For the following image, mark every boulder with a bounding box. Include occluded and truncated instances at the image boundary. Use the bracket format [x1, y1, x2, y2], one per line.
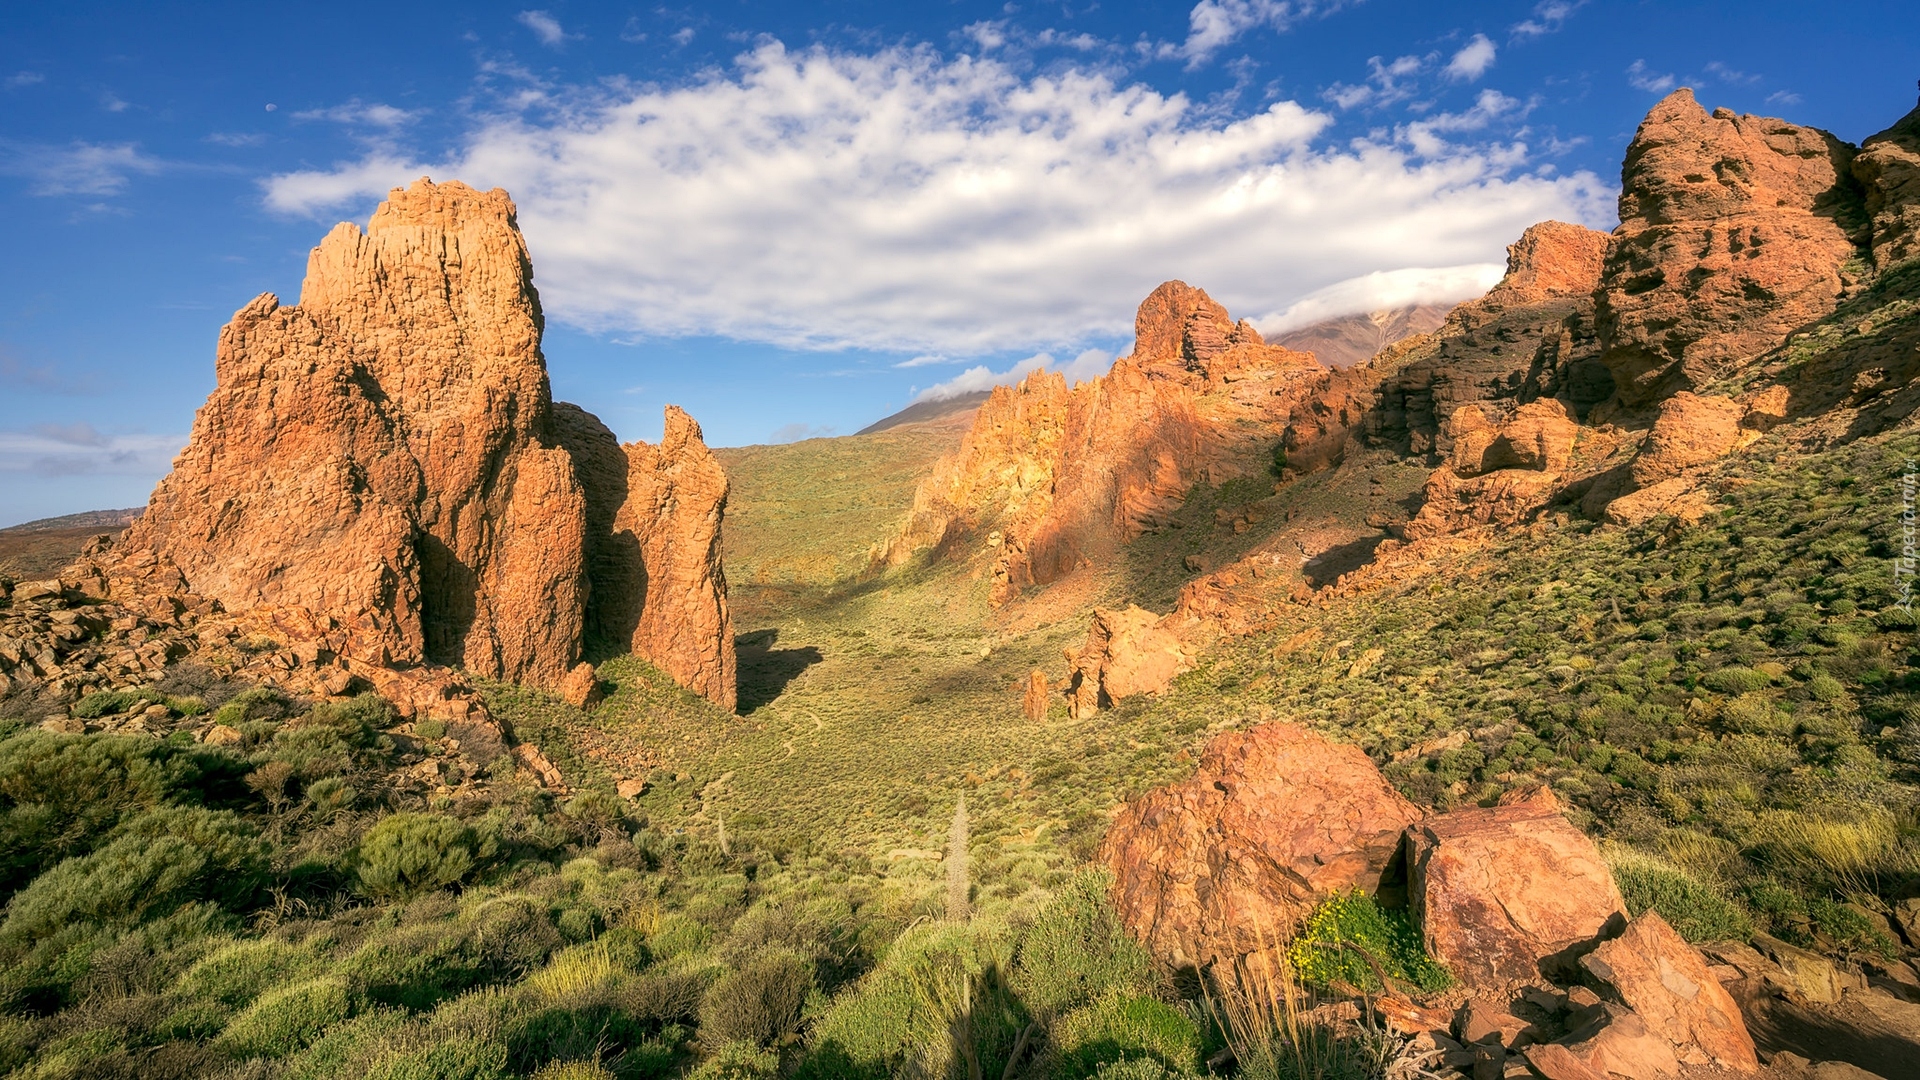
[1581, 910, 1758, 1071]
[1064, 605, 1188, 718]
[1750, 933, 1863, 1004]
[1405, 788, 1627, 988]
[1628, 392, 1747, 487]
[1448, 399, 1579, 477]
[1400, 465, 1561, 541]
[558, 663, 602, 709]
[1101, 723, 1422, 975]
[1557, 1004, 1682, 1080]
[1596, 90, 1865, 407]
[1523, 1043, 1609, 1080]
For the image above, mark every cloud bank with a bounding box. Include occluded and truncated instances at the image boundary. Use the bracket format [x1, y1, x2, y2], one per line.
[264, 41, 1610, 357]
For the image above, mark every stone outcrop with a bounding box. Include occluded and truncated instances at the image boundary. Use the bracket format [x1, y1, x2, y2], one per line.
[1282, 220, 1611, 474]
[1403, 788, 1627, 988]
[1852, 100, 1920, 270]
[1064, 605, 1190, 719]
[1101, 723, 1422, 975]
[616, 408, 737, 711]
[889, 282, 1321, 605]
[1400, 400, 1583, 541]
[128, 179, 586, 687]
[118, 178, 735, 709]
[1627, 392, 1747, 486]
[1022, 668, 1050, 722]
[1582, 911, 1758, 1071]
[1595, 89, 1865, 408]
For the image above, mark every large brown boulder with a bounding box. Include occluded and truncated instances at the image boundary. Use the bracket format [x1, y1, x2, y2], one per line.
[1404, 789, 1627, 988]
[128, 179, 589, 686]
[1448, 399, 1579, 477]
[1596, 90, 1864, 408]
[1102, 723, 1422, 974]
[1853, 100, 1920, 270]
[1582, 910, 1758, 1071]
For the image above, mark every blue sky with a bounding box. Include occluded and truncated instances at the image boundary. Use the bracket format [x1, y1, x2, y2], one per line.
[1, 0, 1916, 526]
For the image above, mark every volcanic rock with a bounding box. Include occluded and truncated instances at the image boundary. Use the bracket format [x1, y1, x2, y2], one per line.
[1101, 723, 1422, 974]
[1064, 605, 1188, 719]
[1404, 788, 1627, 988]
[1853, 100, 1920, 270]
[890, 283, 1321, 606]
[1629, 392, 1748, 486]
[1595, 89, 1865, 408]
[1022, 668, 1050, 721]
[1582, 911, 1758, 1070]
[1557, 1003, 1683, 1080]
[1449, 399, 1579, 477]
[558, 663, 602, 709]
[613, 407, 737, 712]
[127, 179, 589, 687]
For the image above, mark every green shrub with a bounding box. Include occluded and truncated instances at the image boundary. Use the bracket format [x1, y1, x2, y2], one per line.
[0, 731, 243, 895]
[689, 1041, 779, 1080]
[341, 895, 562, 1011]
[307, 776, 357, 816]
[0, 806, 267, 961]
[1286, 890, 1449, 993]
[1606, 846, 1752, 942]
[699, 949, 813, 1046]
[212, 686, 295, 727]
[219, 975, 353, 1058]
[1050, 993, 1202, 1079]
[354, 813, 486, 899]
[361, 1035, 510, 1080]
[175, 938, 318, 1008]
[652, 914, 712, 959]
[1010, 870, 1155, 1021]
[532, 1061, 618, 1080]
[1806, 898, 1899, 958]
[73, 689, 146, 719]
[1094, 1059, 1191, 1080]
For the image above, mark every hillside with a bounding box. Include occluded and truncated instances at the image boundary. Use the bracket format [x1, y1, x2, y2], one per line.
[0, 90, 1917, 1080]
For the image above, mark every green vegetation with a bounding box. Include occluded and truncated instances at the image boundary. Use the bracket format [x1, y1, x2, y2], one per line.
[1286, 891, 1449, 994]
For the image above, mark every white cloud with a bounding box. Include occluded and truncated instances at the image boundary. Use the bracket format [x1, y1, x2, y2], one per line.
[1766, 90, 1803, 107]
[292, 100, 419, 127]
[671, 27, 695, 46]
[1704, 61, 1760, 86]
[1511, 0, 1583, 38]
[517, 10, 570, 48]
[965, 21, 1008, 51]
[915, 348, 1118, 401]
[1254, 263, 1504, 334]
[5, 71, 44, 88]
[1323, 52, 1431, 111]
[1445, 35, 1496, 82]
[894, 354, 951, 368]
[262, 42, 1609, 356]
[1158, 0, 1333, 68]
[1627, 60, 1676, 94]
[0, 140, 163, 197]
[0, 427, 183, 478]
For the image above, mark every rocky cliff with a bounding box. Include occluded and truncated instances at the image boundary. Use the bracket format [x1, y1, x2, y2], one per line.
[889, 281, 1322, 603]
[124, 178, 735, 709]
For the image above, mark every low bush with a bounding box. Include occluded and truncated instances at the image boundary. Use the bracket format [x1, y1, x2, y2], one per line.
[1010, 869, 1156, 1021]
[698, 949, 812, 1046]
[689, 1040, 779, 1080]
[354, 813, 487, 899]
[1049, 992, 1202, 1079]
[218, 975, 353, 1059]
[1606, 846, 1752, 942]
[1286, 891, 1449, 993]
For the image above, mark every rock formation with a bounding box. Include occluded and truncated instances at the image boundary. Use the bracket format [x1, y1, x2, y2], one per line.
[615, 407, 737, 712]
[1403, 787, 1627, 987]
[121, 178, 735, 709]
[1595, 89, 1865, 409]
[1853, 100, 1920, 270]
[1582, 911, 1759, 1071]
[1100, 723, 1422, 974]
[1064, 605, 1190, 719]
[889, 282, 1321, 604]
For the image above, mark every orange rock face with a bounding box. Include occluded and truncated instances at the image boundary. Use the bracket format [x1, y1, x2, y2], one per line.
[128, 179, 588, 686]
[1101, 723, 1422, 975]
[892, 282, 1320, 605]
[126, 178, 736, 708]
[1064, 605, 1190, 719]
[1022, 668, 1050, 722]
[1581, 911, 1759, 1071]
[1854, 101, 1920, 269]
[1628, 391, 1747, 486]
[1404, 789, 1627, 988]
[617, 408, 737, 712]
[1596, 89, 1865, 408]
